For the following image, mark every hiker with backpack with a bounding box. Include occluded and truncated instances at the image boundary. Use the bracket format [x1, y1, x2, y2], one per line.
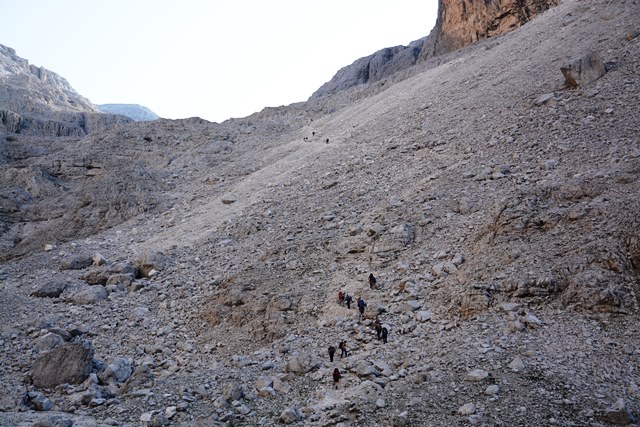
[381, 326, 388, 344]
[338, 290, 344, 305]
[357, 297, 367, 317]
[374, 316, 382, 340]
[369, 273, 377, 289]
[328, 345, 336, 362]
[339, 340, 348, 358]
[333, 368, 341, 389]
[345, 293, 353, 309]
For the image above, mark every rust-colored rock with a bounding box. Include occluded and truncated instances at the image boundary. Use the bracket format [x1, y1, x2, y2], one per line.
[420, 0, 560, 60]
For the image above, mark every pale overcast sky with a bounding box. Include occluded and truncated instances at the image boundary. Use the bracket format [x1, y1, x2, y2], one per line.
[1, 1, 437, 123]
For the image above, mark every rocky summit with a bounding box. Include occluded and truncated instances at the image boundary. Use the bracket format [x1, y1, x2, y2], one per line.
[1, 0, 640, 426]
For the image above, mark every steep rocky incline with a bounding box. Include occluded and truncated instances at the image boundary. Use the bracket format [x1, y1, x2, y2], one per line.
[0, 0, 639, 426]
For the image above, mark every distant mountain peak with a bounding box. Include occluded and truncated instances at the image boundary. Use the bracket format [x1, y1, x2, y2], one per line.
[97, 104, 160, 121]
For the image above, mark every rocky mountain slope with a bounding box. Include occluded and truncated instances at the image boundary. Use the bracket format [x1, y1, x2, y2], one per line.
[1, 0, 640, 426]
[0, 44, 131, 137]
[97, 104, 160, 122]
[0, 45, 97, 116]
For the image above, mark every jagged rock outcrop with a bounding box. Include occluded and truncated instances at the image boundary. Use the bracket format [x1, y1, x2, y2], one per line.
[1, 108, 132, 137]
[419, 0, 560, 60]
[97, 104, 160, 121]
[310, 39, 425, 99]
[0, 45, 133, 137]
[0, 44, 98, 116]
[312, 0, 559, 98]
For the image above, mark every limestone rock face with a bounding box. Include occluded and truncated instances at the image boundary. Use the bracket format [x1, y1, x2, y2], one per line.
[0, 44, 98, 116]
[312, 0, 558, 98]
[419, 0, 560, 60]
[0, 44, 132, 137]
[310, 39, 425, 99]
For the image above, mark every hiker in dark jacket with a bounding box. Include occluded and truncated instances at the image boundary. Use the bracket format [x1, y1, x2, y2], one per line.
[328, 345, 336, 362]
[333, 368, 341, 389]
[357, 297, 366, 317]
[345, 294, 353, 309]
[374, 317, 382, 340]
[381, 327, 388, 344]
[369, 273, 377, 289]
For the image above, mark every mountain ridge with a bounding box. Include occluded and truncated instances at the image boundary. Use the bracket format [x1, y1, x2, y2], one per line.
[97, 104, 160, 122]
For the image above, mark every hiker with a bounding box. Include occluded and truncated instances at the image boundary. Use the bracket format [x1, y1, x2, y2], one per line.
[381, 327, 388, 344]
[374, 317, 382, 340]
[357, 297, 366, 317]
[339, 340, 348, 358]
[328, 345, 336, 362]
[345, 293, 353, 309]
[333, 368, 341, 389]
[369, 273, 377, 289]
[338, 290, 344, 305]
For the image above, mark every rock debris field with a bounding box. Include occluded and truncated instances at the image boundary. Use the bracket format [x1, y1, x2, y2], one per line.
[1, 0, 640, 425]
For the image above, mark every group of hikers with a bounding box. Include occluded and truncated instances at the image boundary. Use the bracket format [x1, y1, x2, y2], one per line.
[337, 290, 368, 315]
[329, 273, 388, 389]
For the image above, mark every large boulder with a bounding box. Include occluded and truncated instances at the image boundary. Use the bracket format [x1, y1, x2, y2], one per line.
[561, 52, 606, 88]
[280, 407, 303, 424]
[136, 251, 168, 278]
[284, 353, 320, 374]
[32, 342, 94, 388]
[602, 398, 636, 425]
[121, 364, 154, 392]
[373, 223, 416, 257]
[31, 281, 66, 298]
[64, 285, 108, 305]
[99, 357, 133, 384]
[60, 255, 93, 271]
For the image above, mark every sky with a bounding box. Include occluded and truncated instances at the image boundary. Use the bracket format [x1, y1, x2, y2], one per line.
[1, 1, 438, 123]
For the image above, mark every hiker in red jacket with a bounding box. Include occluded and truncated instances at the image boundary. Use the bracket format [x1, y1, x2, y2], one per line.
[333, 368, 341, 389]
